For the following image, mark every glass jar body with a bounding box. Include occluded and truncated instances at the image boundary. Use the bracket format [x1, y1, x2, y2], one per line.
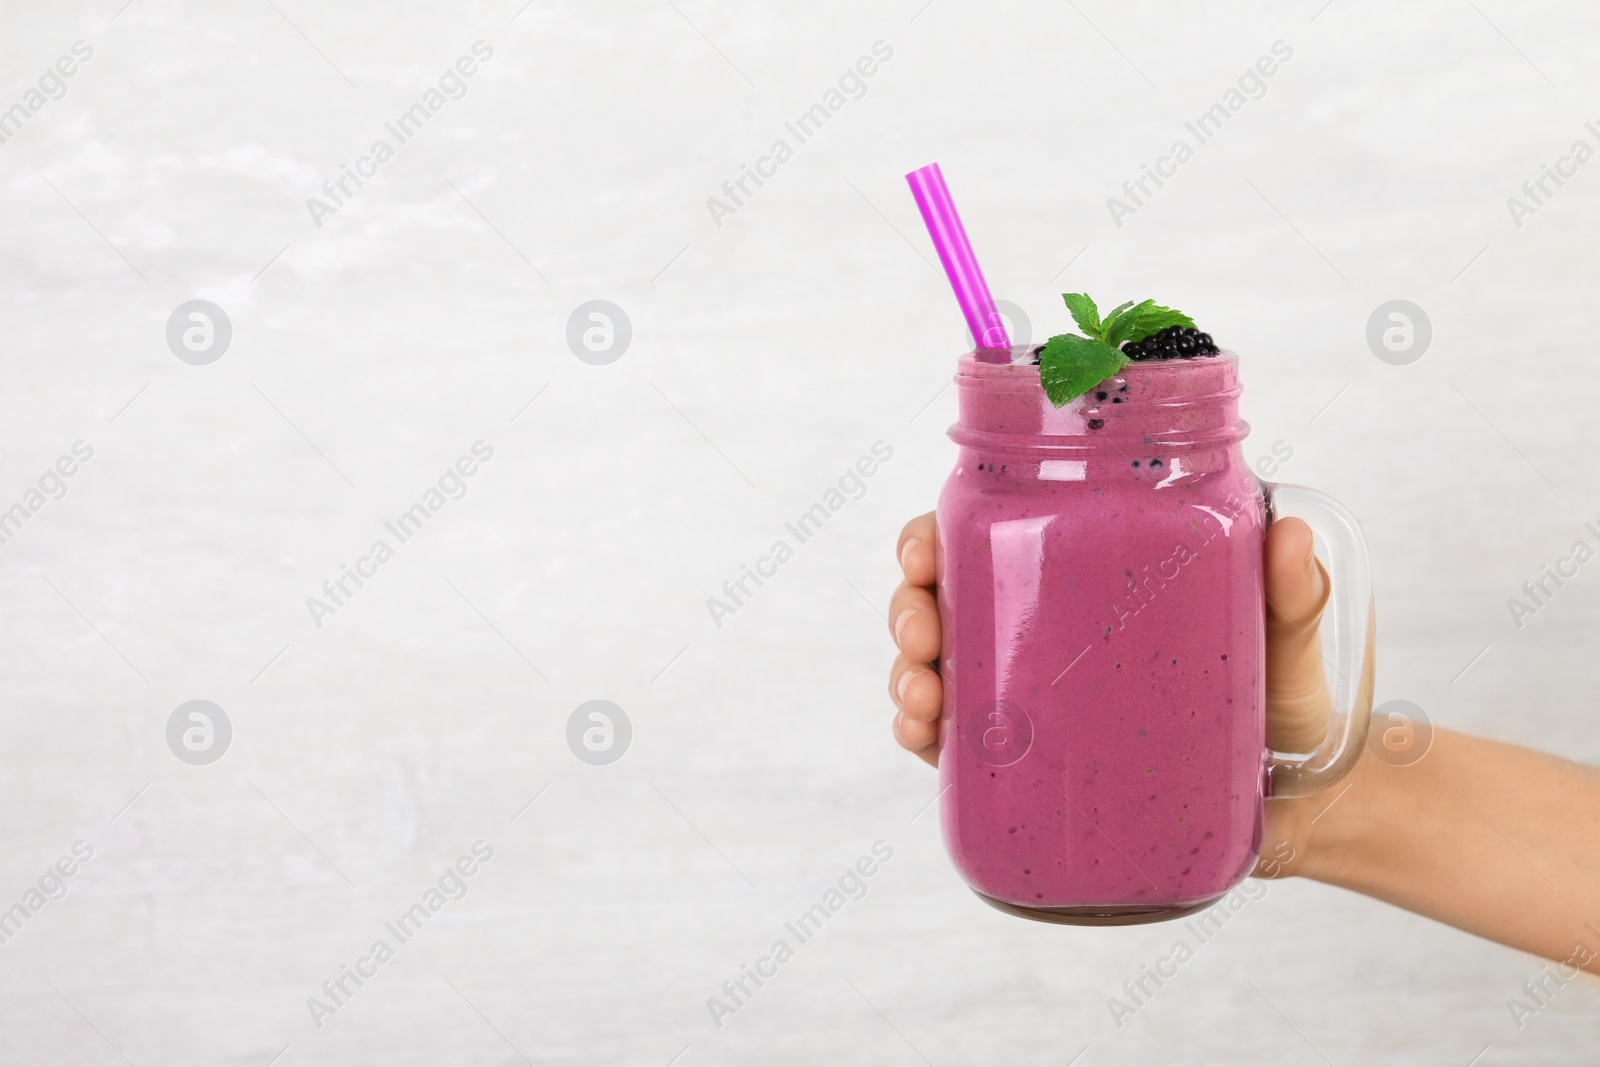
[937, 350, 1267, 923]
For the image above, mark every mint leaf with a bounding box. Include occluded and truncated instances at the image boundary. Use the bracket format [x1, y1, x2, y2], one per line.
[1061, 293, 1102, 339]
[1038, 334, 1129, 408]
[1120, 303, 1195, 345]
[1104, 298, 1157, 347]
[1102, 300, 1136, 325]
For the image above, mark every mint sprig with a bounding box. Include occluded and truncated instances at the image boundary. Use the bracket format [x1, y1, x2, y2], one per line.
[1039, 333, 1125, 406]
[1037, 293, 1197, 408]
[1061, 292, 1101, 336]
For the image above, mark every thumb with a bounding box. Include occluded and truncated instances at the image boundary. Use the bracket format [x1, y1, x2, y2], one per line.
[1264, 517, 1333, 754]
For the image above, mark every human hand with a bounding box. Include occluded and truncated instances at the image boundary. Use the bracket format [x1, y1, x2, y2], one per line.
[887, 511, 1337, 874]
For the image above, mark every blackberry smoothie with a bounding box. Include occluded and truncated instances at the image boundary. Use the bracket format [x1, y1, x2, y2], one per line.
[895, 165, 1370, 923]
[938, 348, 1267, 922]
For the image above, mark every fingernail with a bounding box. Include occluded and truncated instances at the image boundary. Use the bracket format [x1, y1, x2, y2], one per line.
[896, 668, 918, 702]
[899, 537, 921, 571]
[893, 608, 915, 642]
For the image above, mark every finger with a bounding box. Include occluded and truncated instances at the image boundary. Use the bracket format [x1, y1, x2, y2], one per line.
[1265, 518, 1328, 631]
[889, 652, 943, 721]
[893, 710, 940, 767]
[887, 583, 941, 664]
[1264, 517, 1334, 754]
[897, 512, 938, 588]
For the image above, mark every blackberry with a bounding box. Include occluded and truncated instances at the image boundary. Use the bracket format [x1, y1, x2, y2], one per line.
[1122, 325, 1219, 362]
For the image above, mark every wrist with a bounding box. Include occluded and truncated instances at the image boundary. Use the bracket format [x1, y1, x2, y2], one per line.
[1291, 736, 1393, 886]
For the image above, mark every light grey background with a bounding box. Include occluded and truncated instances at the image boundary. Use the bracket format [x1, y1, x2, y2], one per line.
[1, 0, 1597, 1063]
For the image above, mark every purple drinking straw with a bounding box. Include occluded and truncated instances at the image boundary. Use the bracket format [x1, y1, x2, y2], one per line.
[905, 162, 1011, 352]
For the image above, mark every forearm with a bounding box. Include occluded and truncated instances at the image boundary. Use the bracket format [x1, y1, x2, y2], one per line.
[1295, 728, 1600, 971]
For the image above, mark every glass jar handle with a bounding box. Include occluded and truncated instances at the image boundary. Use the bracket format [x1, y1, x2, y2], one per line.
[1263, 484, 1376, 798]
